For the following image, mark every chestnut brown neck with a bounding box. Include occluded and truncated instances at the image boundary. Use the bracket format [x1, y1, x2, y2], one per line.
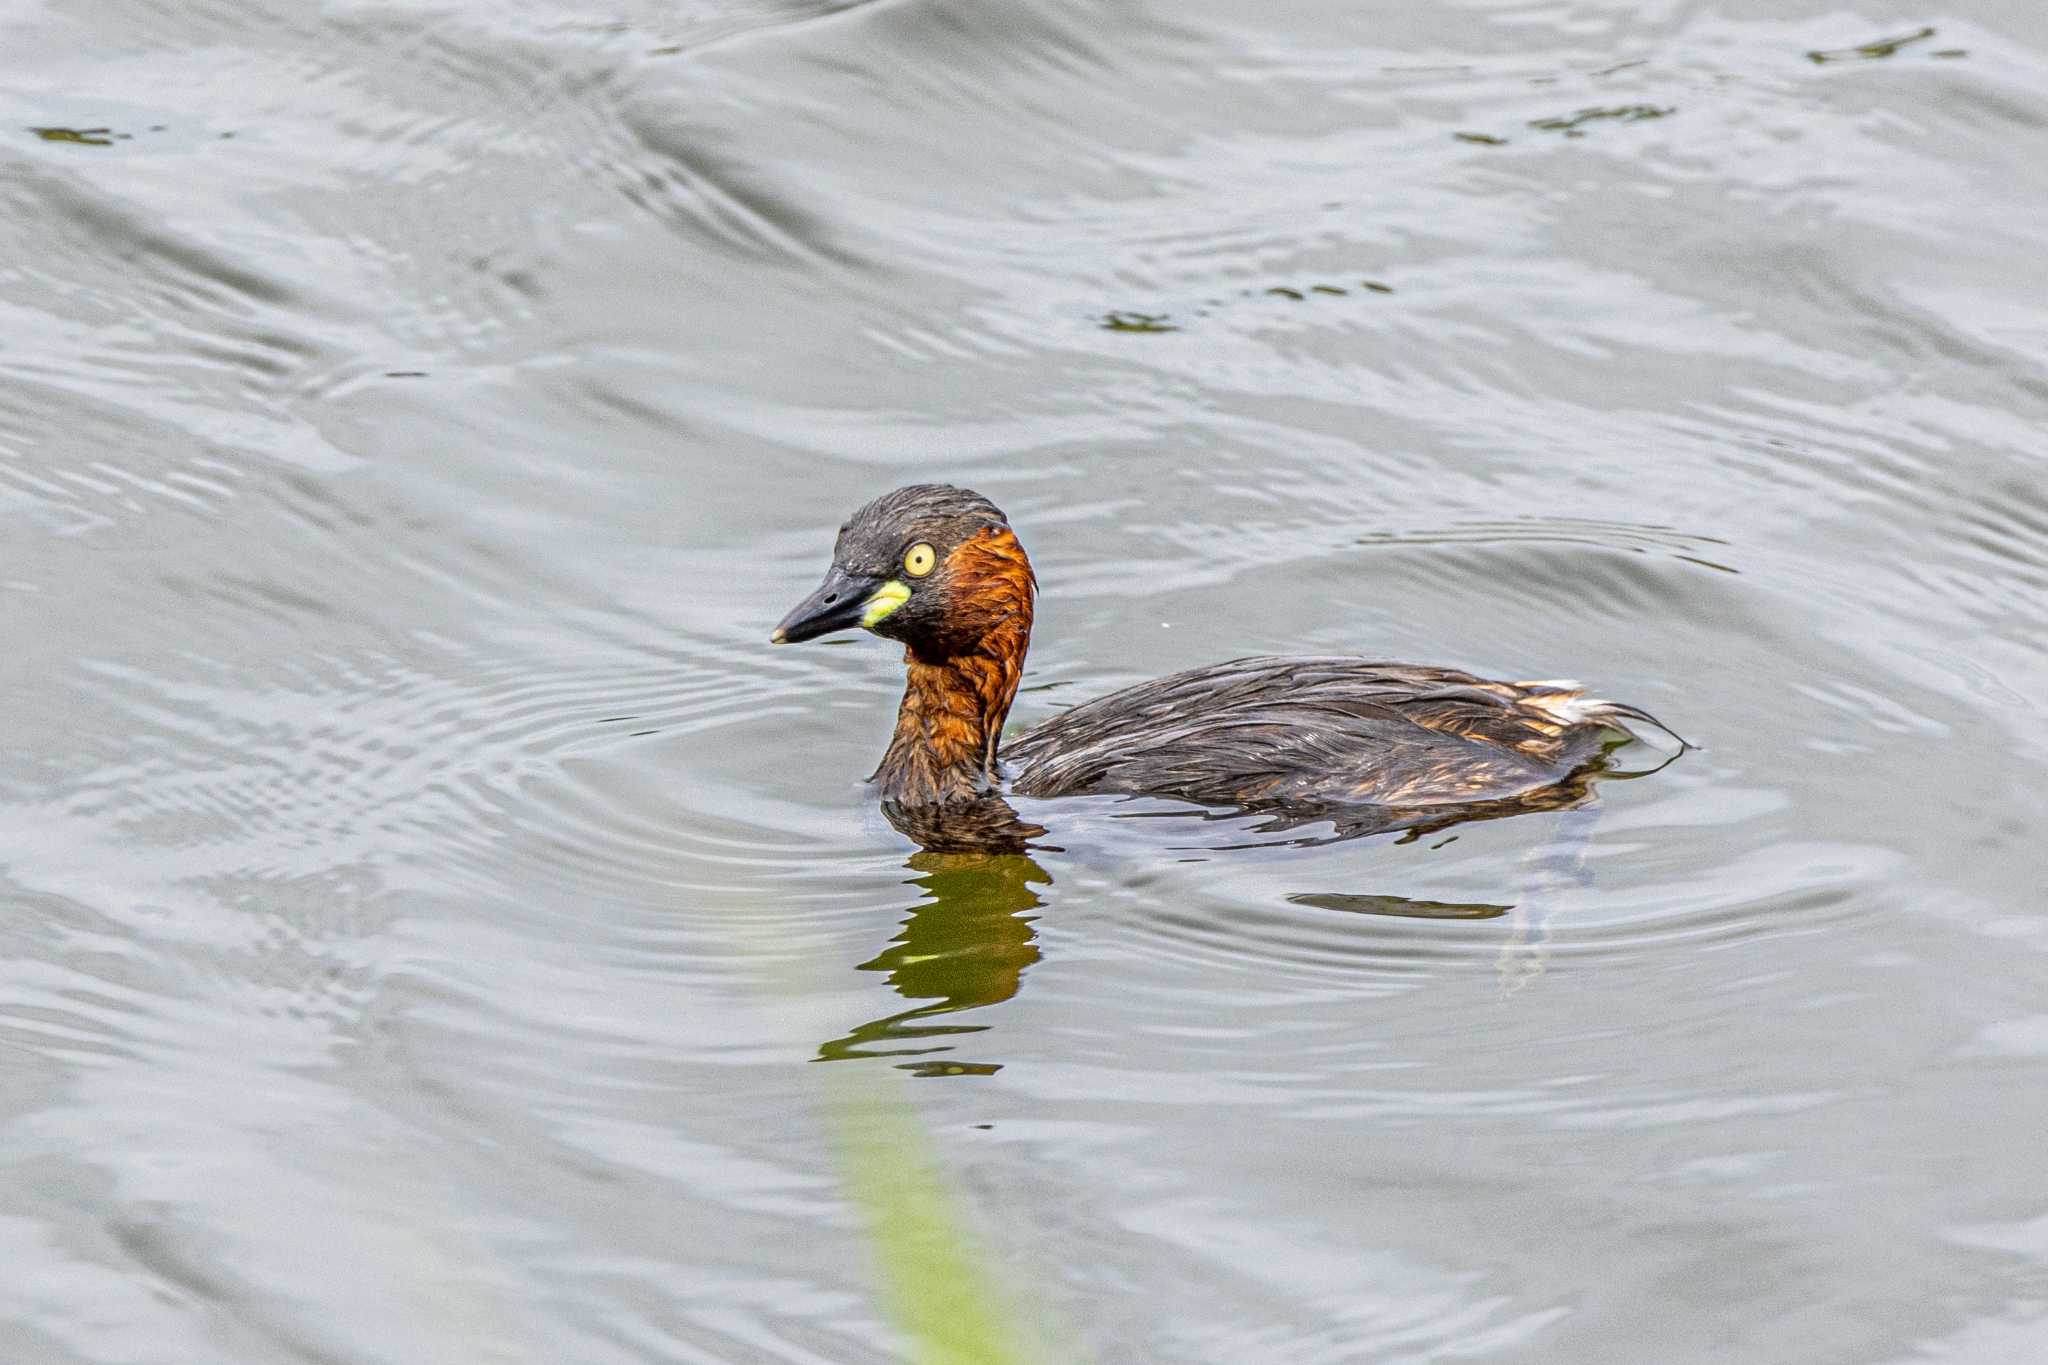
[872, 527, 1035, 804]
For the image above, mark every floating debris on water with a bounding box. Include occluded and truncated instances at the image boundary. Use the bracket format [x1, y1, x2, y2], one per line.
[29, 126, 117, 145]
[1806, 26, 1937, 64]
[1264, 281, 1395, 302]
[1454, 131, 1509, 145]
[1104, 280, 1394, 332]
[1099, 311, 1179, 333]
[897, 1060, 1002, 1077]
[1286, 892, 1510, 919]
[1528, 104, 1675, 136]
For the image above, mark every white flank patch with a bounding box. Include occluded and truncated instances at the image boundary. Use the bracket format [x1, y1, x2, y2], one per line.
[1520, 683, 1608, 725]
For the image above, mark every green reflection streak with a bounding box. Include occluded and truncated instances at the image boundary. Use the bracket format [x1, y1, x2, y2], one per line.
[825, 1069, 1051, 1365]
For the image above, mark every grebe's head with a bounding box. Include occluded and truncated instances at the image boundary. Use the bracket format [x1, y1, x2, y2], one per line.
[771, 484, 1034, 657]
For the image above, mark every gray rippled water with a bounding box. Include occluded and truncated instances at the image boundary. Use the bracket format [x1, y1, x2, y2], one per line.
[3, 1, 2046, 1361]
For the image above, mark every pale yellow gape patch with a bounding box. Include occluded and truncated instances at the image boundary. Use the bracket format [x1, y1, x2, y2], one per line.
[861, 580, 911, 627]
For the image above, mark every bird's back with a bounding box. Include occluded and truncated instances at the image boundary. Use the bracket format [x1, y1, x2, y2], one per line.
[1004, 655, 1635, 812]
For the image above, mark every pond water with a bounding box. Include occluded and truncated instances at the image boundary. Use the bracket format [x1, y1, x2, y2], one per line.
[4, 1, 2046, 1360]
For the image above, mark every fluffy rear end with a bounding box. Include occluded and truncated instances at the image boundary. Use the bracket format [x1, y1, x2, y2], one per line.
[1519, 681, 1688, 748]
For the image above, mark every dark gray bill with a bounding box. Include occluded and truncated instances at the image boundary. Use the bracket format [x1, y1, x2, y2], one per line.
[770, 565, 884, 644]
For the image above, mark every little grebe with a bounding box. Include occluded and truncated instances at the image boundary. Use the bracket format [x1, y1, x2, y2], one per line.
[772, 484, 1675, 828]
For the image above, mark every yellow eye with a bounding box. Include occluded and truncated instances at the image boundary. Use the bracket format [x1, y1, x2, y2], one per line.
[903, 542, 936, 577]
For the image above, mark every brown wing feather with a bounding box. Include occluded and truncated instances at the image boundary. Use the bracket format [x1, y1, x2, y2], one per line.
[1004, 656, 1620, 810]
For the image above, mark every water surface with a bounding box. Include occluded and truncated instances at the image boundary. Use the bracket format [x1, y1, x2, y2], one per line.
[3, 1, 2046, 1361]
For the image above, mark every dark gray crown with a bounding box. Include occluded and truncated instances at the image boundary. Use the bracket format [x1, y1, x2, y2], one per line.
[833, 484, 1007, 572]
